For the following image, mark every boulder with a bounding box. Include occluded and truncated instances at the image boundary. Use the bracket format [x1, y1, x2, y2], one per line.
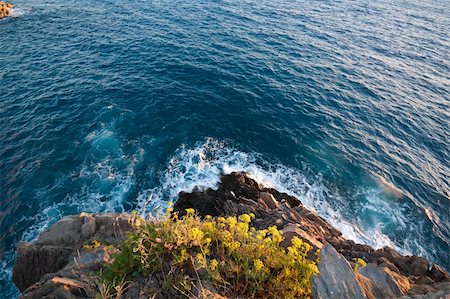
[312, 243, 367, 299]
[13, 213, 134, 291]
[357, 263, 411, 298]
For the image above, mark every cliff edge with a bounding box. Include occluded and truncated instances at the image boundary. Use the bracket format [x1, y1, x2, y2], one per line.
[12, 172, 450, 298]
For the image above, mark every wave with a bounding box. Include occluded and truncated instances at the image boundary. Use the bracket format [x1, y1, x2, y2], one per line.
[3, 138, 436, 296]
[136, 138, 421, 256]
[20, 126, 143, 242]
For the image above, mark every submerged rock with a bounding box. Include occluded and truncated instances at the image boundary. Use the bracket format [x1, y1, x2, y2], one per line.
[12, 172, 450, 298]
[0, 2, 13, 19]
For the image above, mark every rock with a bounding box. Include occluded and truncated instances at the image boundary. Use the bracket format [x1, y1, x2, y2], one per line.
[12, 244, 73, 292]
[259, 192, 279, 209]
[13, 213, 134, 291]
[415, 276, 435, 285]
[0, 2, 13, 19]
[12, 172, 450, 298]
[358, 263, 411, 298]
[20, 247, 108, 299]
[21, 277, 94, 299]
[81, 214, 96, 239]
[429, 264, 450, 282]
[377, 257, 400, 274]
[401, 282, 450, 298]
[312, 243, 367, 299]
[199, 288, 228, 299]
[280, 224, 323, 250]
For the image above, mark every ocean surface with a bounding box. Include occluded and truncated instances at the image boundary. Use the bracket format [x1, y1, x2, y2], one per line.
[1, 0, 449, 296]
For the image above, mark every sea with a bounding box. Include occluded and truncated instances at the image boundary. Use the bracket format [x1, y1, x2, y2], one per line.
[1, 0, 449, 296]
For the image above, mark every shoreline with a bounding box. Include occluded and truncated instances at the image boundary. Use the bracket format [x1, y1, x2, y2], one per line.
[12, 172, 450, 298]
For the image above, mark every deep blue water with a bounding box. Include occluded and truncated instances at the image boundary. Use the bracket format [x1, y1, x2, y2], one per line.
[1, 0, 449, 296]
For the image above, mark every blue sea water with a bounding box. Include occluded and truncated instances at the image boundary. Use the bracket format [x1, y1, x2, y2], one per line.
[1, 0, 449, 296]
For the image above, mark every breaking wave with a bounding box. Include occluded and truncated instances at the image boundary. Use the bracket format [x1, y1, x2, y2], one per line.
[136, 138, 429, 257]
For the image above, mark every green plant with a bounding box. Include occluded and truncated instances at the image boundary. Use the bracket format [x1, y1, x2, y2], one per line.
[353, 258, 367, 272]
[101, 208, 319, 298]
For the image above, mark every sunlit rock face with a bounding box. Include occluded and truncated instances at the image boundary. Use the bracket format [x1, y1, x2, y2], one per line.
[0, 2, 13, 19]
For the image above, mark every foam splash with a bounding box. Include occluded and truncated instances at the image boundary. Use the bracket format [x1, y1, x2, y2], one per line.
[13, 138, 432, 286]
[10, 6, 30, 18]
[20, 127, 143, 243]
[136, 138, 416, 254]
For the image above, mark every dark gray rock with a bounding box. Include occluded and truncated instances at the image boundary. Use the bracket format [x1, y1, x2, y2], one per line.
[312, 243, 367, 299]
[13, 213, 133, 291]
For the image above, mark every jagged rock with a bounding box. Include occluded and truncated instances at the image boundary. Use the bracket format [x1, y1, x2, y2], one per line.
[13, 213, 134, 292]
[312, 243, 367, 299]
[13, 244, 73, 293]
[20, 247, 110, 299]
[12, 173, 450, 298]
[429, 264, 450, 282]
[357, 263, 411, 298]
[259, 192, 279, 209]
[401, 282, 450, 298]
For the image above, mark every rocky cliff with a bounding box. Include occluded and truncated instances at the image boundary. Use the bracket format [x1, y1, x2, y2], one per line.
[12, 172, 450, 298]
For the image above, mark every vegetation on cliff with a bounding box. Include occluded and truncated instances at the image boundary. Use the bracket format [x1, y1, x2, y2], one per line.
[100, 207, 319, 298]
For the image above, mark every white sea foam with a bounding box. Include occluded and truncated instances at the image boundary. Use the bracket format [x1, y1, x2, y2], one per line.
[20, 138, 428, 266]
[135, 138, 421, 256]
[20, 127, 143, 243]
[10, 6, 30, 18]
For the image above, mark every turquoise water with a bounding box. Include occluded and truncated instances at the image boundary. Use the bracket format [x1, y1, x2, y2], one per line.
[1, 0, 449, 295]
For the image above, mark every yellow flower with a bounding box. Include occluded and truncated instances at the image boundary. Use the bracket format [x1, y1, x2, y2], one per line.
[249, 213, 255, 219]
[185, 208, 195, 216]
[256, 230, 267, 240]
[210, 259, 218, 271]
[227, 216, 237, 228]
[190, 227, 204, 241]
[177, 248, 189, 263]
[239, 214, 251, 223]
[237, 222, 249, 236]
[291, 236, 303, 249]
[230, 241, 240, 250]
[254, 259, 264, 271]
[203, 222, 214, 232]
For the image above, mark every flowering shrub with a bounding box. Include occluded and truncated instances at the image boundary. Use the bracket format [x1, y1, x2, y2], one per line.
[101, 208, 319, 298]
